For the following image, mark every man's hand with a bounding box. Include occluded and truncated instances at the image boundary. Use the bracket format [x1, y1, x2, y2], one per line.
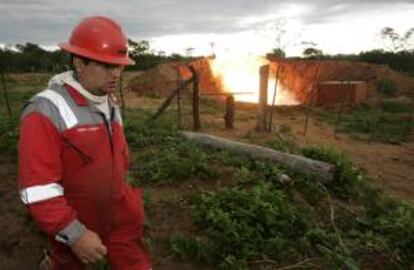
[70, 229, 107, 265]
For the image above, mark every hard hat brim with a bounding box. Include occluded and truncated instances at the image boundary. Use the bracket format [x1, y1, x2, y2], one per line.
[59, 42, 135, 66]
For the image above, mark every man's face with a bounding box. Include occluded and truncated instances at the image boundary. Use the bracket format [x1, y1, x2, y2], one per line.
[75, 58, 124, 96]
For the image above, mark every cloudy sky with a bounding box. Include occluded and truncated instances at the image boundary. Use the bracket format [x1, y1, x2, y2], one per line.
[1, 0, 413, 56]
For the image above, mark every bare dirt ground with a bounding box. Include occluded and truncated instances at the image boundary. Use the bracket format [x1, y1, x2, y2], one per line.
[0, 157, 46, 269]
[0, 72, 412, 269]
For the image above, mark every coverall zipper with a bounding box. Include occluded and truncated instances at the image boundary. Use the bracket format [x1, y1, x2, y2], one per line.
[98, 109, 115, 237]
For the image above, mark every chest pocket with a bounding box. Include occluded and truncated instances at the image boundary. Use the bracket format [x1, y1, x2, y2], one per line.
[63, 137, 93, 165]
[62, 124, 110, 166]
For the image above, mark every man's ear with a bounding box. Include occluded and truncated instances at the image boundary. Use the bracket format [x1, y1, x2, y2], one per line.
[73, 57, 84, 73]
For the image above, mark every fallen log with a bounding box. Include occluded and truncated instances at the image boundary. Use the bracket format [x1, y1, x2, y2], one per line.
[180, 131, 336, 183]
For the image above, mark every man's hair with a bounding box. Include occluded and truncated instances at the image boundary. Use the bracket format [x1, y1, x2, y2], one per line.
[69, 54, 118, 70]
[69, 54, 92, 70]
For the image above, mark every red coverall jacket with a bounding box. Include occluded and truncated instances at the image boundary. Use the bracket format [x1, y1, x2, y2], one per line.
[18, 81, 151, 269]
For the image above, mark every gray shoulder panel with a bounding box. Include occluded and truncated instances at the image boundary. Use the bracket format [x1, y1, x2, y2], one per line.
[21, 93, 69, 132]
[22, 84, 112, 131]
[51, 84, 107, 127]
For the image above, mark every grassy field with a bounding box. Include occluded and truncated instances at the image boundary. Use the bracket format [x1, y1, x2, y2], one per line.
[317, 102, 413, 144]
[0, 73, 413, 269]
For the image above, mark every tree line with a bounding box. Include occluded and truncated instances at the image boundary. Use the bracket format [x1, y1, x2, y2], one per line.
[0, 39, 193, 73]
[267, 26, 414, 74]
[1, 26, 414, 74]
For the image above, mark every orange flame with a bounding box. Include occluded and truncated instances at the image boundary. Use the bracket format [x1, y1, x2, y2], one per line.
[209, 54, 299, 105]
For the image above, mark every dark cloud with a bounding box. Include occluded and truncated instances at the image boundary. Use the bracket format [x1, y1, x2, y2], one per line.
[0, 0, 413, 47]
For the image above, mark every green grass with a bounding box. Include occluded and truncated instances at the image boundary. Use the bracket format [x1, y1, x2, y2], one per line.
[318, 104, 413, 143]
[380, 100, 413, 113]
[166, 142, 414, 269]
[0, 91, 37, 160]
[376, 79, 397, 96]
[33, 102, 409, 269]
[187, 182, 309, 269]
[1, 80, 413, 270]
[302, 145, 365, 199]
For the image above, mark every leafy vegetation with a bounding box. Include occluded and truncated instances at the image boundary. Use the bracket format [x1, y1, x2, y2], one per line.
[376, 79, 398, 96]
[302, 145, 364, 198]
[0, 90, 37, 159]
[168, 144, 413, 269]
[190, 183, 309, 269]
[359, 50, 414, 73]
[2, 75, 413, 270]
[380, 100, 413, 113]
[0, 40, 194, 73]
[318, 104, 413, 143]
[98, 122, 414, 269]
[265, 136, 298, 153]
[124, 109, 219, 184]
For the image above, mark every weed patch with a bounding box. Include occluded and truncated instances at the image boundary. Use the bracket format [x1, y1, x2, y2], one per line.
[318, 105, 413, 143]
[301, 145, 364, 198]
[376, 79, 397, 96]
[183, 183, 309, 269]
[166, 143, 413, 269]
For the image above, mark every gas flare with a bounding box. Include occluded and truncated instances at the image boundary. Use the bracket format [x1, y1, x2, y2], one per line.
[209, 54, 299, 105]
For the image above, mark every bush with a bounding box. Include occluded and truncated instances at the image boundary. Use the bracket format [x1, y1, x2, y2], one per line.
[301, 145, 364, 198]
[376, 79, 397, 96]
[0, 115, 19, 159]
[189, 183, 309, 269]
[380, 100, 413, 113]
[356, 192, 414, 266]
[138, 138, 218, 183]
[318, 105, 413, 143]
[265, 136, 297, 153]
[0, 92, 31, 160]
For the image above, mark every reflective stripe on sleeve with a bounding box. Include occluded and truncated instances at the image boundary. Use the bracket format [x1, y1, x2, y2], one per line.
[37, 90, 78, 129]
[20, 183, 64, 204]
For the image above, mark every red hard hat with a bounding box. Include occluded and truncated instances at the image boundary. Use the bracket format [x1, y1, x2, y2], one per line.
[59, 16, 134, 65]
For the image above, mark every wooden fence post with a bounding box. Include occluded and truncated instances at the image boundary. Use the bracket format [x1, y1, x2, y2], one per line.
[189, 66, 201, 131]
[225, 95, 235, 129]
[256, 65, 269, 131]
[1, 69, 12, 119]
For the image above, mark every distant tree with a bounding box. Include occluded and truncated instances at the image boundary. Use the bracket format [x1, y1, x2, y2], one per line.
[0, 46, 16, 72]
[128, 39, 151, 58]
[381, 26, 414, 52]
[269, 18, 305, 58]
[267, 48, 286, 58]
[170, 53, 184, 61]
[14, 42, 52, 72]
[303, 47, 323, 59]
[272, 19, 288, 58]
[15, 42, 45, 54]
[50, 50, 69, 72]
[359, 49, 414, 72]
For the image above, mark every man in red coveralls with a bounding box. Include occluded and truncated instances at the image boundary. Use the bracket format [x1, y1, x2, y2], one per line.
[18, 16, 151, 269]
